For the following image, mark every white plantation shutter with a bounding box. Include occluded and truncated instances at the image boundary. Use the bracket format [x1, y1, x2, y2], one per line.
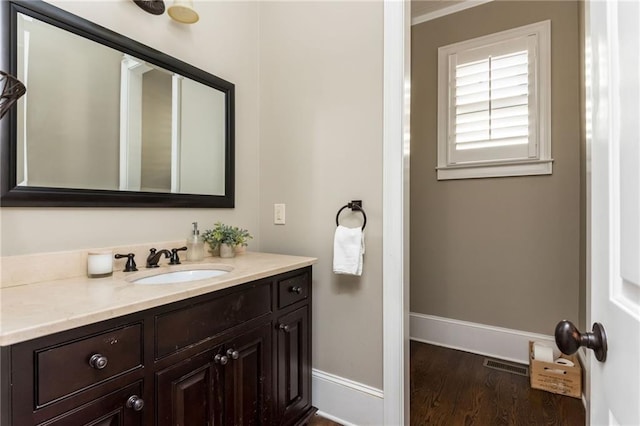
[437, 21, 552, 180]
[455, 50, 529, 150]
[448, 36, 536, 164]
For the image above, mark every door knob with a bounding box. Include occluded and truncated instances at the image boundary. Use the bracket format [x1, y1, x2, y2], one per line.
[555, 320, 607, 362]
[226, 348, 240, 360]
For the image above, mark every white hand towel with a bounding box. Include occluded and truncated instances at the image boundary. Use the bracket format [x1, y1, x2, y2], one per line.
[333, 225, 365, 276]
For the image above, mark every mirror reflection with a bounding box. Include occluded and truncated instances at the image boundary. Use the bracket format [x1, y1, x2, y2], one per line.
[15, 12, 226, 196]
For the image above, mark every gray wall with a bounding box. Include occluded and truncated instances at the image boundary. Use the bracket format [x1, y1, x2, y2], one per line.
[141, 70, 172, 192]
[410, 0, 582, 334]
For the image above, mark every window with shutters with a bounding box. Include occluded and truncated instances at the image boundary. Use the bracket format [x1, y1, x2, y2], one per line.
[437, 21, 552, 180]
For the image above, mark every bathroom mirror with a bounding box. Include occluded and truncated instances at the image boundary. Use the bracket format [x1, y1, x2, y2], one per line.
[1, 0, 235, 207]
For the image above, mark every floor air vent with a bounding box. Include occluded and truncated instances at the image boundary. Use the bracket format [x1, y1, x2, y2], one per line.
[483, 358, 529, 377]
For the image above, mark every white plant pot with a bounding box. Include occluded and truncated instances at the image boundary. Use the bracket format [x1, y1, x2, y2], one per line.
[207, 244, 220, 257]
[219, 243, 235, 258]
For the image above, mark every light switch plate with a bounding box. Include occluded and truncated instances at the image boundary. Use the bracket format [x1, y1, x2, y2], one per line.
[274, 204, 285, 225]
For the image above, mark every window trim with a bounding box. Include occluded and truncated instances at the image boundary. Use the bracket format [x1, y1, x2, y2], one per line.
[437, 20, 552, 180]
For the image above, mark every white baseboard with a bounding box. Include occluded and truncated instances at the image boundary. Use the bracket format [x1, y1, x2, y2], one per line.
[312, 369, 383, 426]
[410, 312, 556, 365]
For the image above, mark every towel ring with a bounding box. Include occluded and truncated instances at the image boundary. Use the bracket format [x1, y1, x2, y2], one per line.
[336, 200, 367, 230]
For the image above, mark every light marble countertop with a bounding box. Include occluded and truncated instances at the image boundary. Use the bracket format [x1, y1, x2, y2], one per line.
[0, 252, 316, 346]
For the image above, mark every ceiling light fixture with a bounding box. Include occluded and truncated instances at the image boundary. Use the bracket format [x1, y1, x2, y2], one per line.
[131, 0, 199, 25]
[132, 0, 166, 16]
[167, 0, 199, 24]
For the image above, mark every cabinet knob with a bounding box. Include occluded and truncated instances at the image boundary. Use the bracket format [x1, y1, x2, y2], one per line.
[226, 348, 240, 360]
[89, 353, 108, 370]
[214, 354, 229, 365]
[279, 323, 290, 333]
[126, 395, 144, 412]
[290, 286, 302, 294]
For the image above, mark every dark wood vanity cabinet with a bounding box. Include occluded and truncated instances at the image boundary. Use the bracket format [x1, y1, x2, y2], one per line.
[156, 346, 221, 425]
[38, 382, 145, 426]
[156, 323, 272, 426]
[223, 323, 273, 425]
[275, 270, 312, 426]
[276, 307, 311, 426]
[0, 266, 315, 426]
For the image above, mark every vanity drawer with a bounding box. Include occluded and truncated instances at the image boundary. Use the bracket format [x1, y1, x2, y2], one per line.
[277, 270, 310, 309]
[155, 282, 271, 358]
[36, 324, 143, 406]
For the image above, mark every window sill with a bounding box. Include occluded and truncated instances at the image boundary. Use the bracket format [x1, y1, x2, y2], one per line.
[436, 159, 553, 180]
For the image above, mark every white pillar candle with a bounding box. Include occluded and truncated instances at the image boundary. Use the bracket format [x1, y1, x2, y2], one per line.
[87, 251, 113, 278]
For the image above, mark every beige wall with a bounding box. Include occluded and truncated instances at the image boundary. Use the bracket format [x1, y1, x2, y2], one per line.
[180, 80, 226, 196]
[258, 1, 384, 388]
[18, 17, 121, 190]
[1, 0, 261, 255]
[1, 0, 386, 392]
[410, 1, 582, 334]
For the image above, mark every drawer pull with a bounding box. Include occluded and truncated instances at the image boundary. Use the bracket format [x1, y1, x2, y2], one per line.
[226, 348, 240, 360]
[214, 354, 229, 365]
[279, 323, 291, 333]
[290, 286, 303, 294]
[89, 353, 108, 370]
[126, 395, 145, 411]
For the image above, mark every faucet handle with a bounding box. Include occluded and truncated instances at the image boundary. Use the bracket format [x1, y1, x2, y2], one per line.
[170, 247, 188, 265]
[115, 253, 138, 272]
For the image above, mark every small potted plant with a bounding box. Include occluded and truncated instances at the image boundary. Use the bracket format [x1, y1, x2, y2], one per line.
[233, 227, 252, 254]
[202, 223, 223, 256]
[203, 222, 252, 258]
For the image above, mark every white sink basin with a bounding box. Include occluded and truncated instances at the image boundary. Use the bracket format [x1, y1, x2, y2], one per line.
[132, 268, 230, 285]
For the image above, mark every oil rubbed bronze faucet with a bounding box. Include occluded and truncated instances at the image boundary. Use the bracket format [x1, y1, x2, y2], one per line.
[146, 248, 172, 268]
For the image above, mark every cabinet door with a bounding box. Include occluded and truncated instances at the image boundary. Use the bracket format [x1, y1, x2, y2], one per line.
[276, 306, 311, 425]
[224, 323, 272, 426]
[38, 382, 144, 426]
[156, 348, 223, 426]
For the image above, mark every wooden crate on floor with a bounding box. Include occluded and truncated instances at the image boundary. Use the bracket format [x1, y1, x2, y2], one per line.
[529, 341, 582, 399]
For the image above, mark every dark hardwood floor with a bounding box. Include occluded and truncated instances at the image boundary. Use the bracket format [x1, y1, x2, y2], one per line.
[309, 342, 584, 425]
[411, 341, 585, 425]
[308, 414, 343, 426]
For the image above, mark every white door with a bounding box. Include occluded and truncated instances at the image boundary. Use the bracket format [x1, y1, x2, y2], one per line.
[588, 0, 640, 424]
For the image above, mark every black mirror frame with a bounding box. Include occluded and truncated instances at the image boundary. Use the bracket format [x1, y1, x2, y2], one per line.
[0, 0, 235, 208]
